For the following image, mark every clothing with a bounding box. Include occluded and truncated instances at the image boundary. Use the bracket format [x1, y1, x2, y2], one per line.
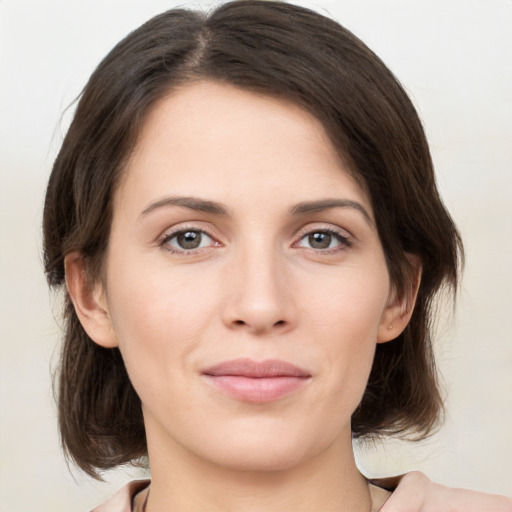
[90, 480, 150, 512]
[90, 479, 391, 511]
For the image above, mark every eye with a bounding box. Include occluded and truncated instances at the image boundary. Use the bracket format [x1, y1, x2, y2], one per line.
[162, 229, 215, 252]
[296, 229, 351, 251]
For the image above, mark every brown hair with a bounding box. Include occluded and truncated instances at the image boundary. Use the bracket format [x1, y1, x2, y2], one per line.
[43, 0, 463, 478]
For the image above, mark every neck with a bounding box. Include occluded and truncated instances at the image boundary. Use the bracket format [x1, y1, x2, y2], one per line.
[144, 427, 372, 512]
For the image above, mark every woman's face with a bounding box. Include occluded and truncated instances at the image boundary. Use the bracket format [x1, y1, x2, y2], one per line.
[92, 81, 402, 472]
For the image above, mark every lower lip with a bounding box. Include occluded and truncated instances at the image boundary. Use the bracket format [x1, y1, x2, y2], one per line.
[203, 375, 310, 403]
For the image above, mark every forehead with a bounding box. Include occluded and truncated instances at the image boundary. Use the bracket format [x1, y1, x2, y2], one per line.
[116, 80, 371, 215]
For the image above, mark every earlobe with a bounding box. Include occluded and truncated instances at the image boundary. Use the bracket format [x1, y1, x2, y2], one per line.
[64, 252, 119, 348]
[377, 254, 422, 344]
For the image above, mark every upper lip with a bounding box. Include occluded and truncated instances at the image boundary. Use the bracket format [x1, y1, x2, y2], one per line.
[202, 358, 311, 378]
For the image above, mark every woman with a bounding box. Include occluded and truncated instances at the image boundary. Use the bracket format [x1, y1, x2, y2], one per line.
[42, 1, 511, 511]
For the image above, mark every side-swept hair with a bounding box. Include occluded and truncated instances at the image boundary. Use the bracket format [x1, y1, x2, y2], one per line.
[43, 0, 463, 478]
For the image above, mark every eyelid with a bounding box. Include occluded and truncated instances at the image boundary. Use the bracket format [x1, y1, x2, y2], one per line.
[292, 224, 353, 252]
[156, 222, 353, 255]
[158, 224, 222, 254]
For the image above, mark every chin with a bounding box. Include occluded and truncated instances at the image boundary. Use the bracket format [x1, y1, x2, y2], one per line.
[192, 421, 333, 473]
[210, 443, 309, 473]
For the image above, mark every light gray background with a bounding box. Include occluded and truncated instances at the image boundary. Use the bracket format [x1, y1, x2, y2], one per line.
[1, 0, 511, 510]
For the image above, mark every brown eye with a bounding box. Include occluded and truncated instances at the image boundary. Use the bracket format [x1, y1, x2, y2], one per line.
[296, 229, 351, 251]
[177, 231, 202, 249]
[164, 230, 214, 251]
[308, 232, 332, 249]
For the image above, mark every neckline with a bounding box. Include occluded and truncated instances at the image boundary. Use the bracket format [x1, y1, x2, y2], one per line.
[131, 479, 391, 512]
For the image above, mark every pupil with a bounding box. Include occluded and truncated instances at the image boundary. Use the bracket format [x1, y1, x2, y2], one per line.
[178, 231, 201, 249]
[309, 232, 331, 249]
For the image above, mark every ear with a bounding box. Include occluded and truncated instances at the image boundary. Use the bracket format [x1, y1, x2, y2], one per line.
[64, 251, 119, 348]
[377, 254, 422, 343]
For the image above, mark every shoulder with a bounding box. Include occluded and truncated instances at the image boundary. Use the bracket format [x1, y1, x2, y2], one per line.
[369, 482, 393, 512]
[90, 480, 150, 512]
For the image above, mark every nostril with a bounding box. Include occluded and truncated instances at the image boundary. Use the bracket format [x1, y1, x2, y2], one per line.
[234, 320, 245, 326]
[274, 320, 286, 326]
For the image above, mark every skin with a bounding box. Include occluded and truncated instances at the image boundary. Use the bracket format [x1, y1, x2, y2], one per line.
[66, 81, 511, 512]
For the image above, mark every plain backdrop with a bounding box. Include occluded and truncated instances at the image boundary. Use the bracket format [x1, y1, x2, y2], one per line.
[0, 0, 511, 510]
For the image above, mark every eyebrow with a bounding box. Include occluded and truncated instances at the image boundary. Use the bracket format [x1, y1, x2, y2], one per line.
[140, 196, 229, 218]
[139, 195, 373, 226]
[289, 199, 374, 226]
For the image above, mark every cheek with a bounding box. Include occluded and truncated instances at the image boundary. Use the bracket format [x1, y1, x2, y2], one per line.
[104, 259, 221, 394]
[108, 247, 219, 332]
[300, 264, 389, 401]
[304, 263, 390, 344]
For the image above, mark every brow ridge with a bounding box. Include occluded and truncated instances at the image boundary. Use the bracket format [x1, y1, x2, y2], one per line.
[289, 199, 373, 226]
[140, 195, 373, 226]
[140, 196, 229, 218]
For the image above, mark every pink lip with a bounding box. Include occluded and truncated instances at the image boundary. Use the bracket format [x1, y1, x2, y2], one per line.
[201, 358, 311, 403]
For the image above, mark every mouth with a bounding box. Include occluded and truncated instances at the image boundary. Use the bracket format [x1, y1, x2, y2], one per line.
[201, 358, 312, 403]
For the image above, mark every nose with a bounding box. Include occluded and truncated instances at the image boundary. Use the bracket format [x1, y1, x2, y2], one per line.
[221, 244, 297, 336]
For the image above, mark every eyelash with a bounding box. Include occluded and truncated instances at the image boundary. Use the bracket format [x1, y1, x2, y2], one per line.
[159, 226, 352, 255]
[293, 227, 352, 253]
[159, 226, 218, 254]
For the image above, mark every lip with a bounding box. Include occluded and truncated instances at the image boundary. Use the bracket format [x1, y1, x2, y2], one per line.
[201, 358, 311, 403]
